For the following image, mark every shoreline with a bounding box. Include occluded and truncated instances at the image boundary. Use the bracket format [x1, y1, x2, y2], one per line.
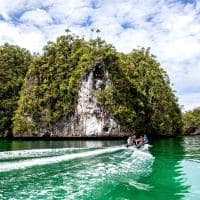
[0, 133, 199, 141]
[0, 136, 128, 141]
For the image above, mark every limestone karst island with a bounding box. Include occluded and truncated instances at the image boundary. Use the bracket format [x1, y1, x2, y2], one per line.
[1, 32, 184, 138]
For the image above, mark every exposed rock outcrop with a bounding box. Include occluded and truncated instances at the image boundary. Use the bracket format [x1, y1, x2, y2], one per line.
[185, 126, 200, 135]
[29, 64, 129, 137]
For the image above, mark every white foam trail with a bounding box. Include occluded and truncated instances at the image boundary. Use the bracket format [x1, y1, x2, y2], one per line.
[0, 147, 126, 172]
[127, 180, 153, 191]
[117, 177, 153, 191]
[127, 144, 150, 151]
[0, 147, 94, 160]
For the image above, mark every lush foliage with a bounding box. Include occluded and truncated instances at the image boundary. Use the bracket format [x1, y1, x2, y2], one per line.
[183, 107, 200, 130]
[0, 43, 32, 136]
[12, 32, 182, 136]
[13, 33, 116, 135]
[97, 48, 182, 135]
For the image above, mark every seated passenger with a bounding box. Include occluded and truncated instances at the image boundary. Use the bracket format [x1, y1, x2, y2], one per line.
[127, 136, 132, 146]
[131, 135, 136, 146]
[144, 134, 148, 144]
[137, 136, 144, 148]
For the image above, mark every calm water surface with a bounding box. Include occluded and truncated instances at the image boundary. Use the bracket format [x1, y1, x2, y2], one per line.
[0, 136, 200, 200]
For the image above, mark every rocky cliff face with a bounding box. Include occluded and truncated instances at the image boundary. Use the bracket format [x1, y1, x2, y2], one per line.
[12, 35, 183, 137]
[31, 63, 129, 137]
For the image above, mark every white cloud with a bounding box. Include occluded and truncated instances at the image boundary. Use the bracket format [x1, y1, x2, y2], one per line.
[0, 22, 45, 52]
[20, 9, 53, 26]
[179, 92, 200, 111]
[0, 0, 53, 20]
[0, 0, 200, 110]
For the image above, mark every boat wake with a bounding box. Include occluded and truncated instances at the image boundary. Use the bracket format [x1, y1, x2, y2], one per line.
[0, 146, 126, 172]
[0, 145, 154, 200]
[0, 147, 95, 160]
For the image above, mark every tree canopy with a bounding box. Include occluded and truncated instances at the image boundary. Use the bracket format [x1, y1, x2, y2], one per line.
[0, 43, 32, 136]
[183, 107, 200, 130]
[97, 48, 182, 135]
[0, 32, 182, 137]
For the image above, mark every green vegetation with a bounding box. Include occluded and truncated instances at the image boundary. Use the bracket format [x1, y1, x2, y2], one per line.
[13, 32, 116, 135]
[0, 31, 182, 137]
[183, 107, 200, 132]
[0, 43, 32, 136]
[97, 48, 182, 135]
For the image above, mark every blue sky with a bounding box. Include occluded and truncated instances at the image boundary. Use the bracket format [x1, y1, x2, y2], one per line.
[0, 0, 199, 110]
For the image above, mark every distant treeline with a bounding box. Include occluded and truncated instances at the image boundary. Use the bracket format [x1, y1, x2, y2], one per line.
[183, 107, 200, 134]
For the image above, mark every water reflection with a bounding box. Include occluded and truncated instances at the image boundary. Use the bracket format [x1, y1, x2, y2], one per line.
[0, 139, 125, 152]
[0, 137, 199, 200]
[182, 136, 200, 161]
[139, 138, 191, 200]
[181, 136, 200, 200]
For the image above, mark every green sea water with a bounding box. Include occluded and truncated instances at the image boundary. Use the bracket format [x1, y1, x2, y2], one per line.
[0, 136, 200, 200]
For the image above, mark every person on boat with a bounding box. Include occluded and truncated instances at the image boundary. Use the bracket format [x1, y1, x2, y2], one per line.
[140, 135, 144, 145]
[127, 136, 132, 146]
[137, 135, 144, 148]
[131, 135, 136, 146]
[144, 134, 148, 144]
[127, 135, 136, 147]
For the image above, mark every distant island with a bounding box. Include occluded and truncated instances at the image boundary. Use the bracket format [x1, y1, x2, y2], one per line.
[183, 107, 200, 135]
[0, 30, 190, 138]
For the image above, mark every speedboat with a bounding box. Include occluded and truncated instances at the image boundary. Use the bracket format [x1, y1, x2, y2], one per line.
[126, 135, 149, 150]
[126, 143, 149, 151]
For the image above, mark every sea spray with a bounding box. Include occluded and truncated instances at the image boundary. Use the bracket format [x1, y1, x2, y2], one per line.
[0, 144, 155, 200]
[0, 146, 126, 172]
[0, 147, 95, 160]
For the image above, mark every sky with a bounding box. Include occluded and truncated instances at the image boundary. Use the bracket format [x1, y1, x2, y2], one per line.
[0, 0, 199, 111]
